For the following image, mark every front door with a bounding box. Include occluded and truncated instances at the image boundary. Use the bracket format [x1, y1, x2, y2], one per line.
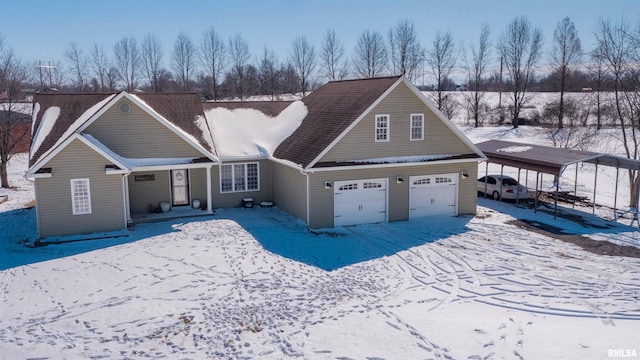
[171, 169, 189, 206]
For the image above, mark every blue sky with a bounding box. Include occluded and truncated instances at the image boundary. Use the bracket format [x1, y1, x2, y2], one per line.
[1, 0, 637, 77]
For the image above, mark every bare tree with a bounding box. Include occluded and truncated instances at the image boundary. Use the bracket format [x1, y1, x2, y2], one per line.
[588, 45, 606, 130]
[141, 34, 163, 92]
[388, 19, 424, 81]
[595, 17, 640, 208]
[259, 47, 280, 100]
[352, 30, 387, 78]
[65, 42, 88, 92]
[89, 43, 110, 91]
[289, 36, 316, 97]
[227, 34, 251, 100]
[0, 43, 30, 188]
[464, 24, 491, 127]
[551, 16, 582, 129]
[426, 31, 458, 112]
[498, 16, 543, 128]
[320, 29, 348, 81]
[199, 27, 225, 101]
[172, 32, 196, 92]
[113, 36, 141, 91]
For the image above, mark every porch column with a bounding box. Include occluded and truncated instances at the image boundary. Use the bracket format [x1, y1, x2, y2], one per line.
[206, 165, 212, 212]
[123, 174, 131, 223]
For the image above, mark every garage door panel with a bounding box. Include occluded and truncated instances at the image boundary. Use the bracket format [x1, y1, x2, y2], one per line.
[409, 174, 457, 219]
[334, 179, 387, 227]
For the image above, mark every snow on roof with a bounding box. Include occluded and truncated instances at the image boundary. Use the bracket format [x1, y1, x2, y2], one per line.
[344, 154, 459, 164]
[30, 94, 116, 163]
[205, 101, 308, 160]
[497, 145, 533, 153]
[29, 103, 53, 159]
[82, 133, 202, 170]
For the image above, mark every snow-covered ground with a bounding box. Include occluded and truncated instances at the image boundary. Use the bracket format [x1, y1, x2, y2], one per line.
[1, 126, 639, 359]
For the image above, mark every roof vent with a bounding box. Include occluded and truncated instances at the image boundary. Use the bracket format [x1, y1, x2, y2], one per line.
[119, 102, 131, 113]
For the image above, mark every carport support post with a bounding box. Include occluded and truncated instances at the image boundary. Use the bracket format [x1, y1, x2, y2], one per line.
[484, 161, 489, 199]
[573, 164, 578, 209]
[593, 162, 599, 215]
[500, 164, 505, 202]
[534, 172, 540, 213]
[614, 161, 619, 222]
[554, 172, 559, 219]
[516, 168, 522, 205]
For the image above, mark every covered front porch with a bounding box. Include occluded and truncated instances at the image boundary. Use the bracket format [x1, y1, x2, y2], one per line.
[123, 160, 215, 225]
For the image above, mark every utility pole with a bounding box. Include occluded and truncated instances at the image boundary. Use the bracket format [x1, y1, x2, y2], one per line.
[36, 61, 56, 90]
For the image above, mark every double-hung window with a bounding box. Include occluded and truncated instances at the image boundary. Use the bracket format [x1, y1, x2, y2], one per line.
[375, 114, 390, 142]
[220, 163, 259, 193]
[410, 114, 424, 140]
[70, 178, 92, 215]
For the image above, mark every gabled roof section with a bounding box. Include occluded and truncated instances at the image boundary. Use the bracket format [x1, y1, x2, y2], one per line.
[273, 76, 402, 168]
[30, 93, 114, 166]
[29, 92, 218, 170]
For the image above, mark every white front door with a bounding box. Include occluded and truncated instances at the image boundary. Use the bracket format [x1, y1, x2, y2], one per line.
[334, 178, 387, 227]
[409, 174, 458, 219]
[171, 169, 189, 206]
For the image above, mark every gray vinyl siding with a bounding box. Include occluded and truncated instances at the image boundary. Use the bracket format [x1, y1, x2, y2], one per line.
[85, 100, 203, 158]
[212, 159, 273, 208]
[271, 162, 307, 222]
[189, 168, 208, 209]
[34, 139, 125, 238]
[320, 82, 473, 163]
[307, 161, 478, 229]
[128, 171, 170, 214]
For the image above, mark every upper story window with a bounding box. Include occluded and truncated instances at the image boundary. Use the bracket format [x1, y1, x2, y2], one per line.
[220, 162, 259, 193]
[410, 114, 424, 140]
[70, 178, 92, 215]
[375, 114, 389, 142]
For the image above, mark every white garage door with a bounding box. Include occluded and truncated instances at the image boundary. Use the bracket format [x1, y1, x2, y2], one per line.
[334, 178, 387, 227]
[409, 173, 458, 219]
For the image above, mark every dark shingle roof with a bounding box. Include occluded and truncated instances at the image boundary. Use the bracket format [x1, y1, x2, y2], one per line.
[31, 93, 114, 166]
[133, 92, 211, 153]
[30, 92, 213, 167]
[273, 76, 401, 168]
[202, 101, 293, 117]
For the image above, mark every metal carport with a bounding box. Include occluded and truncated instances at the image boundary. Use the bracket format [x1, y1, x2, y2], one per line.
[476, 139, 640, 224]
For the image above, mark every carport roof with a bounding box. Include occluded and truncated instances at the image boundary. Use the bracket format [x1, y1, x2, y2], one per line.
[476, 140, 640, 174]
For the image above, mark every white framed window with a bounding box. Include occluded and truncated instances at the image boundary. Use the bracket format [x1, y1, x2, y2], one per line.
[375, 114, 389, 142]
[220, 163, 259, 193]
[70, 178, 92, 215]
[410, 114, 424, 140]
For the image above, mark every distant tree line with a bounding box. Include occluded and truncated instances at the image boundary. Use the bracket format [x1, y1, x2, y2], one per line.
[1, 15, 640, 192]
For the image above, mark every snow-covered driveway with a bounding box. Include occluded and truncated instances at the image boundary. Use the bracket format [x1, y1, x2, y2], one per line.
[1, 200, 639, 359]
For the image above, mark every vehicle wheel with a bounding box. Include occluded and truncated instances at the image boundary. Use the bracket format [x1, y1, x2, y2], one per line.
[492, 191, 501, 201]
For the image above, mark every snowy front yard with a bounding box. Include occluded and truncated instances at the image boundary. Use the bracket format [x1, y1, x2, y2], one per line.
[1, 149, 640, 359]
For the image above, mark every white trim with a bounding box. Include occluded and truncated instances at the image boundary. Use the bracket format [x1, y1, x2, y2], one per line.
[70, 178, 92, 215]
[306, 77, 404, 169]
[27, 133, 131, 178]
[130, 162, 212, 172]
[106, 168, 129, 175]
[375, 114, 390, 142]
[306, 157, 481, 173]
[219, 162, 260, 193]
[28, 172, 52, 179]
[410, 113, 424, 141]
[123, 174, 131, 224]
[206, 165, 212, 212]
